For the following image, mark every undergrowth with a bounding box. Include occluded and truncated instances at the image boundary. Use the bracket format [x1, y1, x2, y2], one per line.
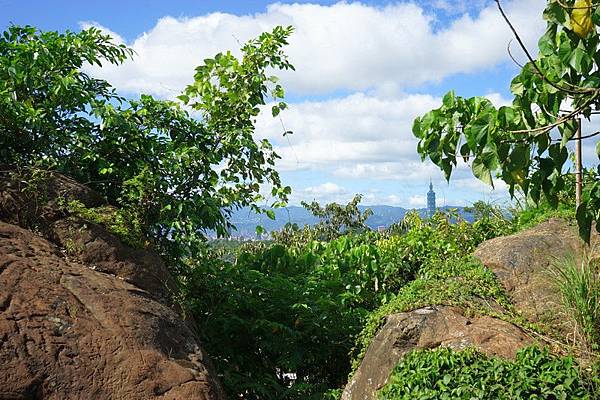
[181, 209, 514, 398]
[64, 199, 145, 249]
[351, 256, 512, 371]
[378, 346, 595, 399]
[549, 254, 600, 353]
[513, 201, 576, 232]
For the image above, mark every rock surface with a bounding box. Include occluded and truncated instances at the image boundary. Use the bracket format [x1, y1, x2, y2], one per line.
[474, 218, 584, 326]
[343, 218, 590, 400]
[342, 306, 532, 400]
[0, 172, 224, 399]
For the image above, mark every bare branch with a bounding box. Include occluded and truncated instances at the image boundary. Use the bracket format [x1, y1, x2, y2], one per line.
[507, 39, 525, 69]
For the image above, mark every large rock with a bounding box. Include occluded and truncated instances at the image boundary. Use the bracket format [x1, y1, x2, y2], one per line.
[344, 218, 588, 400]
[0, 170, 178, 303]
[0, 172, 224, 399]
[342, 306, 531, 400]
[474, 218, 584, 326]
[0, 170, 104, 228]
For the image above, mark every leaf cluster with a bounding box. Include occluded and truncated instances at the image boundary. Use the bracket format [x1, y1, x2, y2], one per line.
[0, 24, 294, 267]
[413, 0, 600, 241]
[379, 346, 593, 399]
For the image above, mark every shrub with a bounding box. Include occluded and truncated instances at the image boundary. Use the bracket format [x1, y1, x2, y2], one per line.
[181, 238, 375, 399]
[351, 256, 511, 371]
[379, 346, 592, 399]
[1, 24, 294, 270]
[182, 209, 514, 398]
[549, 254, 600, 351]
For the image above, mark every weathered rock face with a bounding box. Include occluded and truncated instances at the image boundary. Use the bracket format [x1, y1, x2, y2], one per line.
[342, 306, 532, 400]
[474, 218, 584, 326]
[343, 218, 589, 400]
[0, 172, 224, 399]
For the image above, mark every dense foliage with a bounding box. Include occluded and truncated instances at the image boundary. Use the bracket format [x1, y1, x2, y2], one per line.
[272, 194, 373, 245]
[3, 20, 598, 400]
[379, 346, 592, 399]
[0, 24, 292, 266]
[413, 0, 600, 242]
[181, 206, 514, 398]
[351, 212, 514, 370]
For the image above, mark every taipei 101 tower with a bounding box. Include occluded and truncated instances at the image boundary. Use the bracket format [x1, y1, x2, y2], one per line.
[427, 180, 436, 217]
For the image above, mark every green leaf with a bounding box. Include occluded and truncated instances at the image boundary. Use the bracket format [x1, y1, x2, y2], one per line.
[265, 209, 276, 220]
[177, 94, 189, 104]
[272, 105, 280, 117]
[255, 225, 265, 235]
[442, 91, 456, 108]
[538, 30, 555, 56]
[510, 145, 529, 169]
[568, 45, 592, 75]
[498, 106, 518, 128]
[472, 156, 493, 186]
[543, 2, 567, 25]
[510, 77, 525, 96]
[576, 202, 592, 243]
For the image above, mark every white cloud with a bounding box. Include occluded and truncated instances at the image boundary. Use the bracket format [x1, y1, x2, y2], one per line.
[453, 177, 509, 201]
[304, 182, 347, 196]
[289, 184, 410, 206]
[332, 161, 443, 181]
[257, 92, 442, 179]
[289, 182, 350, 204]
[81, 0, 546, 97]
[257, 91, 524, 184]
[485, 92, 512, 107]
[73, 0, 551, 207]
[409, 195, 427, 207]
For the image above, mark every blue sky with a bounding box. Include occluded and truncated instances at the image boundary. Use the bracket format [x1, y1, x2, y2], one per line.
[3, 0, 571, 208]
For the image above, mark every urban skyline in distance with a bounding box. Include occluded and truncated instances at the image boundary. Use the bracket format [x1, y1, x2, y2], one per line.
[221, 181, 474, 240]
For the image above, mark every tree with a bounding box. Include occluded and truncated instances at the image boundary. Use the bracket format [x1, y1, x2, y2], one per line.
[273, 194, 373, 245]
[0, 24, 294, 262]
[302, 194, 373, 237]
[412, 0, 600, 241]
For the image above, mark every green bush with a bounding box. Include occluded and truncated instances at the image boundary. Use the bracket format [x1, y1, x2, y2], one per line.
[379, 346, 592, 399]
[351, 256, 511, 372]
[181, 235, 390, 399]
[181, 210, 513, 399]
[549, 255, 600, 351]
[1, 24, 293, 270]
[351, 212, 513, 370]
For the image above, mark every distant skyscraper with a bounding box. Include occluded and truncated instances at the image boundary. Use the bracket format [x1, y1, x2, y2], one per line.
[427, 180, 436, 217]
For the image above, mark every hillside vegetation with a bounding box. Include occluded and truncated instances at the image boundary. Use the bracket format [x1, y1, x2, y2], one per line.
[2, 0, 600, 398]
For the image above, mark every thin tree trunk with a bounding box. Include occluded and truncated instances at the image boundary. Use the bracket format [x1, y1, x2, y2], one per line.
[576, 118, 583, 206]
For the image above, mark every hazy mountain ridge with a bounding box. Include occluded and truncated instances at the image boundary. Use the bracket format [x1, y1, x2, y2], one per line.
[227, 205, 473, 237]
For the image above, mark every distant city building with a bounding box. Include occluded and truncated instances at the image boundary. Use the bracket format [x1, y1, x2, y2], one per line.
[377, 226, 386, 233]
[427, 180, 436, 217]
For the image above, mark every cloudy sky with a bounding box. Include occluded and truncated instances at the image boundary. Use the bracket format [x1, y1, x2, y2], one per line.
[4, 0, 594, 208]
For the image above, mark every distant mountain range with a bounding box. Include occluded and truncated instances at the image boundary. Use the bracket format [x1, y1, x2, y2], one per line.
[225, 205, 474, 238]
